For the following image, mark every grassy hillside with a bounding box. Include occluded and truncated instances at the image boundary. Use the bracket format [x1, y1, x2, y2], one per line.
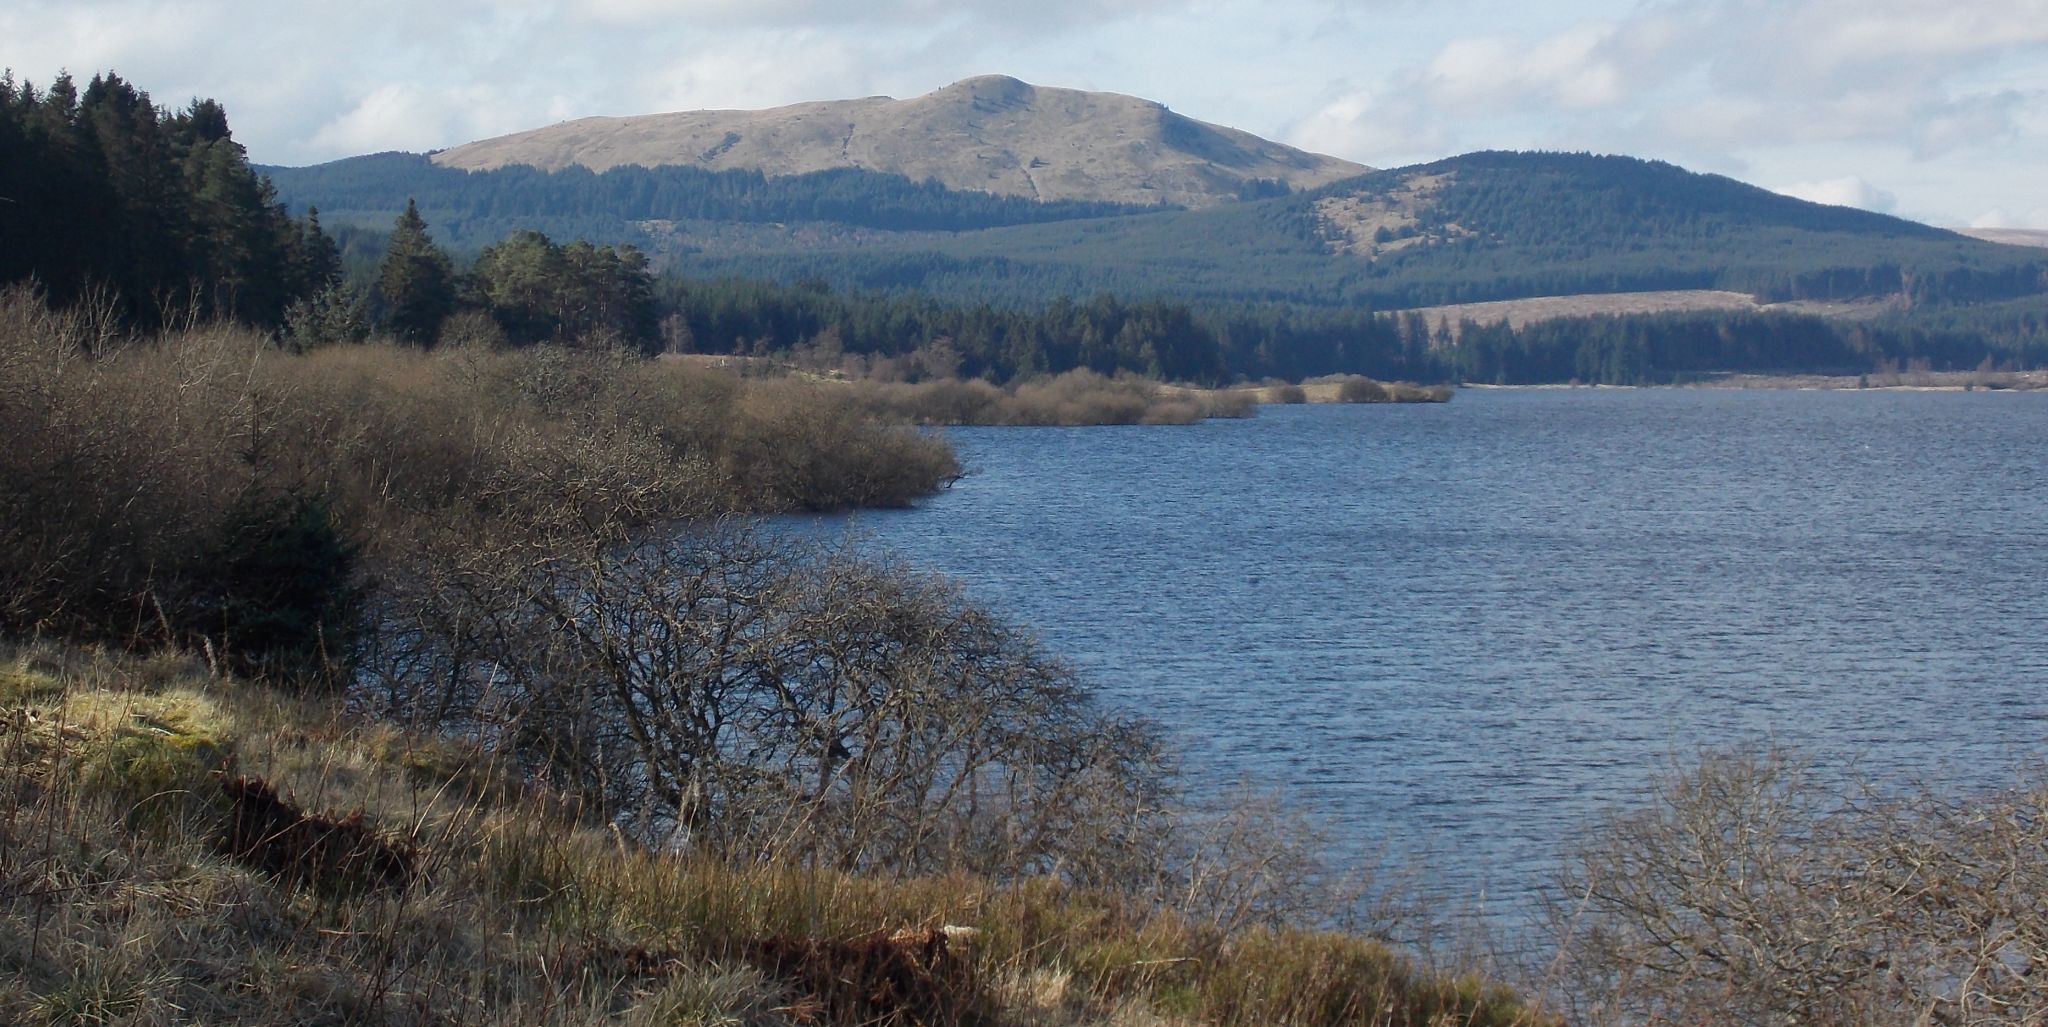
[0, 638, 1544, 1027]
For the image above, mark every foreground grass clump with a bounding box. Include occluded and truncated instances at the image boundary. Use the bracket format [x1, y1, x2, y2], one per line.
[0, 638, 1549, 1027]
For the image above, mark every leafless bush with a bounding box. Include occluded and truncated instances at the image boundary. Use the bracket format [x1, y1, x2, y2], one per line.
[1335, 376, 1394, 403]
[0, 291, 290, 651]
[722, 379, 963, 510]
[364, 521, 1173, 885]
[0, 305, 959, 663]
[1550, 750, 2048, 1026]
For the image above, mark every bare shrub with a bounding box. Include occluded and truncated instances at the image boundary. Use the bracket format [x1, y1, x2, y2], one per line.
[1010, 369, 1155, 424]
[435, 307, 511, 351]
[1551, 750, 2048, 1026]
[368, 522, 1172, 885]
[725, 378, 962, 510]
[1335, 375, 1394, 403]
[0, 297, 352, 678]
[0, 311, 960, 683]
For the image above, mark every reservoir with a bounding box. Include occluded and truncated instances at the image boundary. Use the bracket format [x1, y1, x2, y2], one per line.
[794, 388, 2048, 931]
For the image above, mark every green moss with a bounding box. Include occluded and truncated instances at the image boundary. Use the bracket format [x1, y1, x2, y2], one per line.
[66, 689, 233, 823]
[79, 728, 222, 804]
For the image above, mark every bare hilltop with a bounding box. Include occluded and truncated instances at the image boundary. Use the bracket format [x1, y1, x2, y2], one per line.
[1957, 227, 2048, 249]
[430, 75, 1370, 209]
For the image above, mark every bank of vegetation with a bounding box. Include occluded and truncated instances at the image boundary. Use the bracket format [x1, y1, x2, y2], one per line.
[1, 71, 1537, 1025]
[764, 365, 1262, 425]
[1, 637, 1542, 1026]
[11, 71, 2048, 1027]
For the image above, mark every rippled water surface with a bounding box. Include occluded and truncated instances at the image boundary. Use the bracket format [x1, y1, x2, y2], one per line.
[797, 389, 2048, 923]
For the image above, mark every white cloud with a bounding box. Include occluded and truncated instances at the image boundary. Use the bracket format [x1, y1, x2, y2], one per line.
[1289, 89, 1448, 167]
[1969, 207, 2048, 231]
[635, 34, 877, 114]
[571, 0, 1171, 30]
[308, 82, 564, 155]
[1774, 176, 1898, 213]
[308, 85, 464, 155]
[1424, 24, 1621, 111]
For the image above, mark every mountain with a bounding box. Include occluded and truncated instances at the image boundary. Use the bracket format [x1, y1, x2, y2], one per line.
[429, 75, 1368, 210]
[268, 100, 2048, 337]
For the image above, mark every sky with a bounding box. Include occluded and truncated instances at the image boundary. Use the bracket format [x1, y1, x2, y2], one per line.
[5, 0, 2046, 228]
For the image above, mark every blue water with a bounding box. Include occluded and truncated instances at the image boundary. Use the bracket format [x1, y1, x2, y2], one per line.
[793, 389, 2048, 925]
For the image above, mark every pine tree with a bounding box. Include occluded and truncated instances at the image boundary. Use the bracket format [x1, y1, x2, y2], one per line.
[376, 199, 455, 344]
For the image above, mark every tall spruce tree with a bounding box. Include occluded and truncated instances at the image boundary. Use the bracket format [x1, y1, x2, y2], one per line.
[0, 71, 336, 330]
[376, 199, 455, 344]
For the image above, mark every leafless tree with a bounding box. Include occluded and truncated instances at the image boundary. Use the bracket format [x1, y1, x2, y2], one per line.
[1549, 750, 2048, 1026]
[364, 519, 1174, 885]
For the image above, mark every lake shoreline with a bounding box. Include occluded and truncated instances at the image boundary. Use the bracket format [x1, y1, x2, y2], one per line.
[1461, 369, 2048, 392]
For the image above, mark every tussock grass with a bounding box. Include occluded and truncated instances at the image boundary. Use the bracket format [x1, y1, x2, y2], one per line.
[0, 638, 1551, 1026]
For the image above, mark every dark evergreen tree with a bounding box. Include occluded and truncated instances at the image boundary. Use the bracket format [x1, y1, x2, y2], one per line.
[0, 70, 336, 331]
[469, 228, 657, 347]
[375, 199, 455, 344]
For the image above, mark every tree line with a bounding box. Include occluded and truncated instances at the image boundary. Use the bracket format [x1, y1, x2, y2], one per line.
[0, 71, 339, 330]
[338, 201, 1431, 384]
[1443, 309, 2048, 385]
[355, 201, 2048, 387]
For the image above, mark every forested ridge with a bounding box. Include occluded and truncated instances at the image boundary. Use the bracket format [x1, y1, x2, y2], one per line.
[728, 152, 2048, 311]
[259, 152, 1168, 245]
[269, 146, 2048, 318]
[1349, 152, 2047, 308]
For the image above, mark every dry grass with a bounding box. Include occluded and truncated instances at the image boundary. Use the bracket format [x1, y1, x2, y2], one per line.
[0, 638, 1550, 1026]
[705, 367, 1262, 426]
[1392, 291, 1765, 337]
[1181, 376, 1453, 407]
